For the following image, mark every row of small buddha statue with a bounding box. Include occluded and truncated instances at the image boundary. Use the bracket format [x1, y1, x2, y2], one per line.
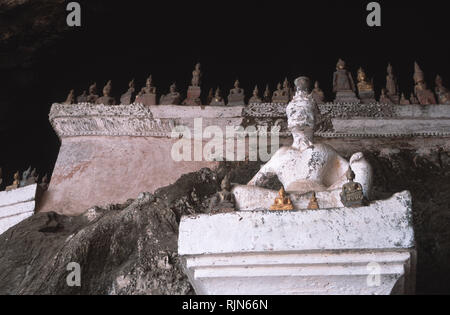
[63, 60, 450, 106]
[327, 59, 450, 105]
[0, 167, 48, 192]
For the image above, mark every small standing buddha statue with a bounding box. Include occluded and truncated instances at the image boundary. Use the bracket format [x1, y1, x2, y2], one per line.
[270, 187, 294, 211]
[340, 167, 368, 208]
[208, 175, 235, 213]
[227, 80, 245, 106]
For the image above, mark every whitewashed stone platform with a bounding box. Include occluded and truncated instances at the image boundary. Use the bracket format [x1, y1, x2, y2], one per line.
[0, 184, 39, 235]
[178, 191, 416, 295]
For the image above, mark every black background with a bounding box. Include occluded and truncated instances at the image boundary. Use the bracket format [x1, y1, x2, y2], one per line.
[0, 0, 449, 185]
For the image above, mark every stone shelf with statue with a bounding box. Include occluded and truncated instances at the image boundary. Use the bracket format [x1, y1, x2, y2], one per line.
[177, 76, 416, 295]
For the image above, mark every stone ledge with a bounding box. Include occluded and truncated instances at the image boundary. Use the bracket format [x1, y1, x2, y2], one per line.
[178, 191, 416, 294]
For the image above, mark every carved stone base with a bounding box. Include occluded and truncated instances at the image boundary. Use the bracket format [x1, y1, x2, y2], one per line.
[179, 191, 416, 295]
[183, 86, 202, 106]
[135, 93, 157, 106]
[334, 91, 360, 104]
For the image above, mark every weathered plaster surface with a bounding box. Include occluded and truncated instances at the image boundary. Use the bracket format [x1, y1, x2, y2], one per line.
[39, 136, 218, 215]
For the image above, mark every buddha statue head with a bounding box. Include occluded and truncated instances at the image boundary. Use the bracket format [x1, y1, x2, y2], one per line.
[287, 77, 315, 149]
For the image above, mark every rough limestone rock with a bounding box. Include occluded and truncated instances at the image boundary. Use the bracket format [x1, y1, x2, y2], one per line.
[0, 168, 219, 295]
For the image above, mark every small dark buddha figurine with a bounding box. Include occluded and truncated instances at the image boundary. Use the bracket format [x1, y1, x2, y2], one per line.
[272, 82, 289, 104]
[208, 175, 236, 213]
[87, 82, 99, 103]
[160, 83, 181, 105]
[308, 192, 319, 210]
[311, 81, 325, 104]
[191, 62, 202, 87]
[210, 87, 225, 106]
[435, 75, 450, 105]
[262, 84, 272, 103]
[206, 88, 214, 105]
[270, 187, 294, 211]
[96, 80, 116, 105]
[399, 93, 411, 105]
[64, 89, 76, 104]
[386, 63, 399, 103]
[120, 79, 136, 105]
[413, 62, 437, 105]
[333, 59, 356, 92]
[77, 90, 88, 103]
[248, 85, 262, 104]
[340, 167, 368, 208]
[227, 80, 245, 106]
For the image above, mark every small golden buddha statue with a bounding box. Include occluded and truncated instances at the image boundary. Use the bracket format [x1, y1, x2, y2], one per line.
[270, 187, 294, 211]
[308, 192, 319, 210]
[357, 68, 374, 92]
